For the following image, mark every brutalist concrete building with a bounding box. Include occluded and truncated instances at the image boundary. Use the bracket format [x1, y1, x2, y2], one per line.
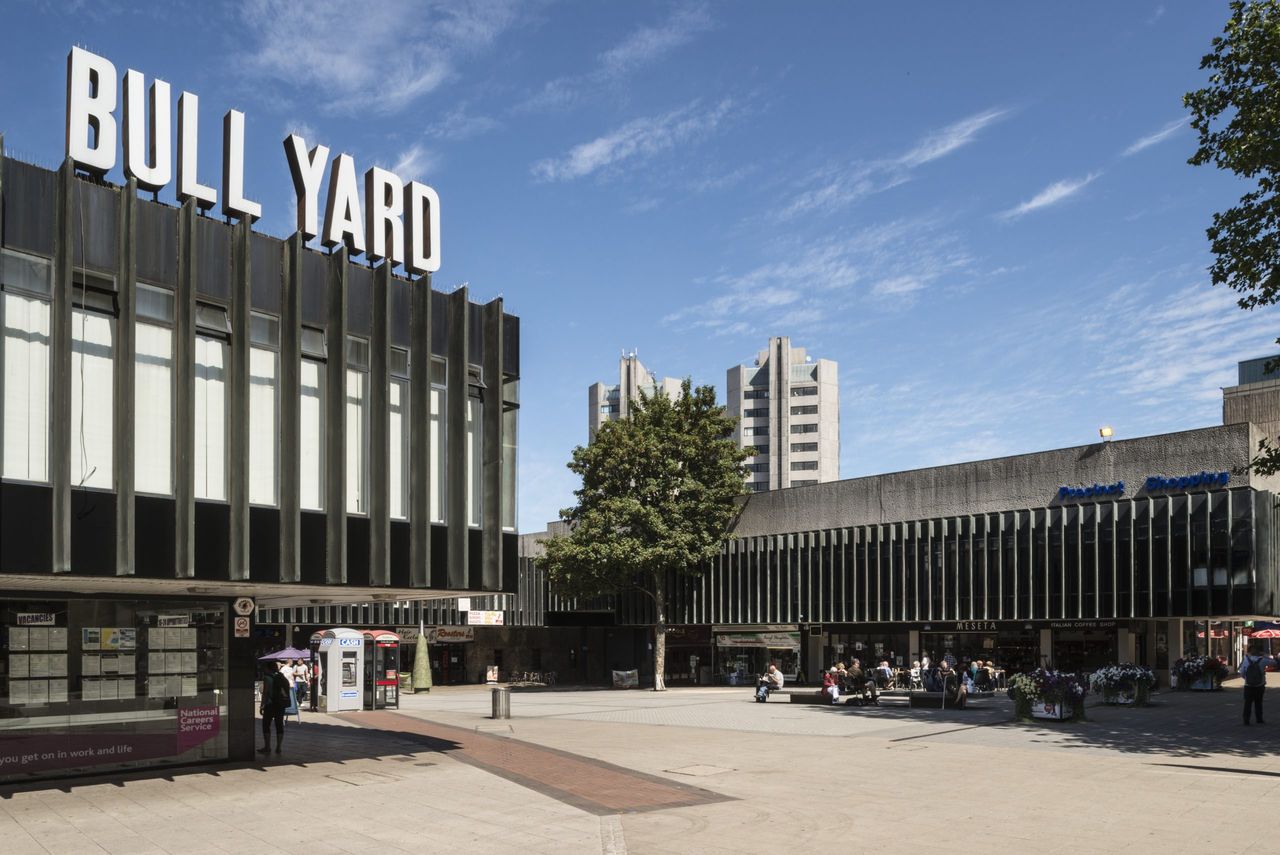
[0, 144, 520, 783]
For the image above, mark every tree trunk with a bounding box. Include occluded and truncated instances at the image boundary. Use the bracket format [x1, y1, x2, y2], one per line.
[653, 571, 667, 691]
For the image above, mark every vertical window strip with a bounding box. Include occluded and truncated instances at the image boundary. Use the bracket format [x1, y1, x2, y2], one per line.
[1, 292, 51, 482]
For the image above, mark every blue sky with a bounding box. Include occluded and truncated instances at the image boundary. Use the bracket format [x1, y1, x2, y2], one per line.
[1, 2, 1273, 532]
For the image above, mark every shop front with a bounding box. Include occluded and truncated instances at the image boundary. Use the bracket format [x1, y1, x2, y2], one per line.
[822, 628, 909, 670]
[919, 622, 1041, 674]
[714, 627, 800, 684]
[394, 626, 476, 685]
[1, 596, 228, 784]
[1050, 621, 1120, 673]
[662, 626, 713, 686]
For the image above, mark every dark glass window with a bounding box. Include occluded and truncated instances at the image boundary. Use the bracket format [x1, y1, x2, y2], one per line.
[1098, 502, 1114, 617]
[1080, 505, 1096, 618]
[1116, 501, 1133, 618]
[1151, 498, 1170, 618]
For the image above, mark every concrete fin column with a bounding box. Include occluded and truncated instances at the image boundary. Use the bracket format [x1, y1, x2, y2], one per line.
[408, 273, 433, 588]
[368, 263, 391, 587]
[279, 236, 302, 583]
[480, 298, 503, 590]
[51, 160, 74, 574]
[174, 200, 197, 578]
[228, 220, 251, 580]
[446, 287, 469, 590]
[114, 179, 138, 576]
[0, 141, 4, 489]
[324, 248, 347, 585]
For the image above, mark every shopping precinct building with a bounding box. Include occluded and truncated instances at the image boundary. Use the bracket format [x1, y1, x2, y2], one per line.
[271, 411, 1280, 688]
[0, 48, 520, 783]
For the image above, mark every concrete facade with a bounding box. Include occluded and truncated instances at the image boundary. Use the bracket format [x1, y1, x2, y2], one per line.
[1223, 354, 1280, 440]
[729, 422, 1273, 537]
[588, 353, 683, 440]
[726, 337, 838, 492]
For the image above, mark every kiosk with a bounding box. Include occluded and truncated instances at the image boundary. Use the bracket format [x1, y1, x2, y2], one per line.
[362, 630, 401, 710]
[310, 628, 364, 712]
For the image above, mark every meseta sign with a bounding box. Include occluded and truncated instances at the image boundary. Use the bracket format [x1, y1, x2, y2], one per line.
[63, 46, 440, 274]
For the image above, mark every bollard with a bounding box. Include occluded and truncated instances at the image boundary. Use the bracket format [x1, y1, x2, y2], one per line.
[491, 686, 511, 719]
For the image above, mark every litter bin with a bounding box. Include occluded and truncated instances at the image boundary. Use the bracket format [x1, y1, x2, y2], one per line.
[491, 686, 511, 719]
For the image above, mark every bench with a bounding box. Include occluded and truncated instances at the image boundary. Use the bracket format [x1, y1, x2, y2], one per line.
[908, 689, 996, 709]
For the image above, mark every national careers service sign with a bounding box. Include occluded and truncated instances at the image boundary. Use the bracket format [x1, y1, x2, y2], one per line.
[64, 47, 440, 273]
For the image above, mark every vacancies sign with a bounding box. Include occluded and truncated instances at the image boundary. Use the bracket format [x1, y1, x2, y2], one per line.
[63, 47, 440, 274]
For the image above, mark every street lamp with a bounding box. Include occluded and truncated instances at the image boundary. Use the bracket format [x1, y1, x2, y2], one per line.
[1099, 426, 1114, 441]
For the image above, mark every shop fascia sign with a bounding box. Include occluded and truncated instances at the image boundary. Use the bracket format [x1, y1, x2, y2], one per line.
[466, 610, 504, 626]
[64, 47, 440, 274]
[715, 631, 801, 650]
[1057, 470, 1230, 500]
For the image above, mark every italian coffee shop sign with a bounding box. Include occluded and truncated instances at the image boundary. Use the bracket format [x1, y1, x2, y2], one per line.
[63, 47, 440, 274]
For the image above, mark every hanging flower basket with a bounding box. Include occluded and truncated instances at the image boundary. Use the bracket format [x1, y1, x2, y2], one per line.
[1007, 669, 1088, 721]
[1088, 664, 1155, 706]
[1176, 656, 1228, 691]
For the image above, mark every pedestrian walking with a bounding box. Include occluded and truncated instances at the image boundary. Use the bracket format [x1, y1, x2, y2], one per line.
[259, 661, 292, 753]
[1239, 642, 1280, 725]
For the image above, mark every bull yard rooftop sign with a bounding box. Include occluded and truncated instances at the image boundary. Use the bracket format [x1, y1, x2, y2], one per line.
[63, 46, 440, 274]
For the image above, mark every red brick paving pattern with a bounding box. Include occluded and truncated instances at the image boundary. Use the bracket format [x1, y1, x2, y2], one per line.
[357, 710, 732, 816]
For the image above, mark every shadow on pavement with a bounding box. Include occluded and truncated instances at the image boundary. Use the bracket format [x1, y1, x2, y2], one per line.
[757, 683, 1280, 759]
[0, 718, 461, 799]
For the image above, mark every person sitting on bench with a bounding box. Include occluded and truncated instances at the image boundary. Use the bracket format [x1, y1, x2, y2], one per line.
[821, 667, 841, 704]
[938, 660, 967, 708]
[756, 662, 784, 702]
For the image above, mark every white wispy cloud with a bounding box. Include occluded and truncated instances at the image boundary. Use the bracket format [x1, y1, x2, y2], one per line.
[999, 172, 1100, 220]
[778, 107, 1008, 221]
[1122, 118, 1186, 156]
[532, 99, 734, 182]
[897, 107, 1009, 168]
[425, 105, 500, 141]
[392, 143, 437, 181]
[519, 5, 713, 112]
[663, 218, 971, 337]
[238, 0, 520, 115]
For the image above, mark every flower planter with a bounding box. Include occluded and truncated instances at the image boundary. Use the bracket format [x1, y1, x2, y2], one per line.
[1030, 699, 1071, 720]
[1102, 689, 1135, 705]
[1189, 676, 1218, 691]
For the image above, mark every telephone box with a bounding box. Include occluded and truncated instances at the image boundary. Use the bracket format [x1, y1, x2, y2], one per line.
[361, 630, 400, 710]
[310, 627, 364, 712]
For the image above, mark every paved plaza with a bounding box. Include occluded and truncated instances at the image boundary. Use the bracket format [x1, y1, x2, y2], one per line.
[3, 676, 1279, 855]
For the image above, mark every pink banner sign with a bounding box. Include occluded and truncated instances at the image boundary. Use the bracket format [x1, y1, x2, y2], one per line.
[0, 707, 222, 777]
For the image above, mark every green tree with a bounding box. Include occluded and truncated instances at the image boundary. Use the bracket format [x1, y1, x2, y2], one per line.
[541, 380, 750, 690]
[1186, 0, 1280, 473]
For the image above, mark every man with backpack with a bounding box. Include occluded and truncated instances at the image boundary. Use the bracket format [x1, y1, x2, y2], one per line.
[259, 661, 292, 753]
[1239, 642, 1280, 725]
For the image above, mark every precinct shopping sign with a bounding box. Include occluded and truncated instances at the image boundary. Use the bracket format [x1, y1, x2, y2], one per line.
[63, 46, 440, 274]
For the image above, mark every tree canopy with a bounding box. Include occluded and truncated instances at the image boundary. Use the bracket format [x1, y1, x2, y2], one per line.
[540, 379, 750, 688]
[1186, 0, 1280, 471]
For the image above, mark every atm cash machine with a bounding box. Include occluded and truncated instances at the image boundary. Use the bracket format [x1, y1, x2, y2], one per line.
[309, 627, 364, 712]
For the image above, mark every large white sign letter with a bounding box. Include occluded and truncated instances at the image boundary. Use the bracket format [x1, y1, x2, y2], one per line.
[122, 69, 172, 192]
[177, 92, 216, 209]
[364, 167, 404, 266]
[322, 153, 365, 254]
[404, 181, 441, 274]
[221, 109, 261, 221]
[283, 135, 329, 241]
[65, 47, 117, 176]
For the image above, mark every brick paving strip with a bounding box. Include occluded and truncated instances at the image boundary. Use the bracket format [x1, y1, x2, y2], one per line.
[356, 710, 734, 816]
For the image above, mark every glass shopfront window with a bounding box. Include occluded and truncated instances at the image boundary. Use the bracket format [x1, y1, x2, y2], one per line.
[920, 629, 1039, 675]
[824, 632, 909, 669]
[0, 598, 228, 783]
[714, 631, 800, 684]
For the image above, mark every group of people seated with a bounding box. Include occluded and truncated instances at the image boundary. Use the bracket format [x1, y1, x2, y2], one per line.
[906, 653, 1002, 707]
[818, 658, 894, 705]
